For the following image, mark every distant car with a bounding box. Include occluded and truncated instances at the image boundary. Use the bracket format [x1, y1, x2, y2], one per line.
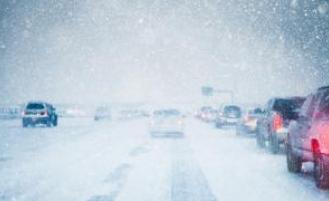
[149, 109, 184, 137]
[256, 97, 305, 154]
[215, 105, 242, 128]
[94, 107, 111, 121]
[22, 102, 58, 127]
[287, 86, 329, 189]
[236, 108, 264, 135]
[197, 106, 217, 123]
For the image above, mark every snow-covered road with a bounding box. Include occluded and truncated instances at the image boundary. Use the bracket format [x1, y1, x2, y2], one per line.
[0, 117, 328, 201]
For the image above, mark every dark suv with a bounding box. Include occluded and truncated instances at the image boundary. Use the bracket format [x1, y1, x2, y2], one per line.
[215, 105, 242, 128]
[22, 102, 58, 127]
[256, 97, 305, 154]
[287, 86, 329, 189]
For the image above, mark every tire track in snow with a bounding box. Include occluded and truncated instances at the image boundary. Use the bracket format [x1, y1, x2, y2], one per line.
[170, 139, 217, 201]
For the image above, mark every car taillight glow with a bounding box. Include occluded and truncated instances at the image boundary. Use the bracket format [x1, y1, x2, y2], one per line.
[273, 113, 283, 131]
[244, 115, 251, 122]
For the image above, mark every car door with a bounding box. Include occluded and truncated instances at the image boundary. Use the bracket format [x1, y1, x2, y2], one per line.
[309, 90, 329, 154]
[296, 93, 321, 159]
[265, 99, 275, 138]
[291, 95, 315, 154]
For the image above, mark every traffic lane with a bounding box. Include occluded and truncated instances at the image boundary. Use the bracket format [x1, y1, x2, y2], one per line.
[115, 122, 217, 201]
[0, 119, 150, 201]
[0, 118, 96, 164]
[187, 119, 329, 201]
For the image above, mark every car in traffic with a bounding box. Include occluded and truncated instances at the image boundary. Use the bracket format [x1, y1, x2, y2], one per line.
[287, 86, 329, 189]
[236, 108, 264, 135]
[22, 101, 58, 127]
[256, 97, 305, 154]
[149, 109, 184, 137]
[196, 106, 217, 123]
[215, 105, 242, 128]
[94, 106, 111, 121]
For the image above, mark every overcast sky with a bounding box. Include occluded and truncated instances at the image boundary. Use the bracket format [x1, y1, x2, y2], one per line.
[0, 0, 328, 105]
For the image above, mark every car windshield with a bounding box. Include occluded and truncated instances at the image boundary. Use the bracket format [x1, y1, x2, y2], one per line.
[26, 103, 45, 110]
[1, 1, 329, 201]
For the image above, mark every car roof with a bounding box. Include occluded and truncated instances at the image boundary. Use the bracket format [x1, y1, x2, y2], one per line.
[27, 101, 46, 105]
[26, 101, 53, 107]
[317, 86, 329, 91]
[272, 96, 305, 101]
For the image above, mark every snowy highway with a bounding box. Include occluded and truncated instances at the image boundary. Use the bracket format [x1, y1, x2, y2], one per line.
[0, 117, 329, 201]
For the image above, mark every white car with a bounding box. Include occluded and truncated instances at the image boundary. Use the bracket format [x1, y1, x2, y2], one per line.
[149, 109, 184, 137]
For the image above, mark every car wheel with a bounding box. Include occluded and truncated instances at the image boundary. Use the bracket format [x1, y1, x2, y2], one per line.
[22, 120, 28, 128]
[53, 117, 58, 127]
[256, 130, 265, 148]
[314, 154, 329, 189]
[46, 119, 52, 127]
[215, 122, 222, 129]
[270, 134, 280, 154]
[286, 145, 302, 173]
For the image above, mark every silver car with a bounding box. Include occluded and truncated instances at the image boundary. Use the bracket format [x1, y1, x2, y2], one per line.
[149, 109, 184, 137]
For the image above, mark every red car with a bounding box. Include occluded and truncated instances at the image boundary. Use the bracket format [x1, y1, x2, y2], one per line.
[287, 86, 329, 189]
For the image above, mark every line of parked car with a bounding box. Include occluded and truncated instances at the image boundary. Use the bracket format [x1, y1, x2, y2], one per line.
[197, 86, 329, 189]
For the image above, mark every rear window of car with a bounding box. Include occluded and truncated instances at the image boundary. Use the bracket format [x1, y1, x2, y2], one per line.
[26, 103, 45, 110]
[224, 106, 241, 116]
[273, 99, 304, 113]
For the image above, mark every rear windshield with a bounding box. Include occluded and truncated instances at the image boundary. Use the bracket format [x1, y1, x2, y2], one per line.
[26, 103, 45, 110]
[154, 110, 180, 117]
[224, 106, 241, 117]
[273, 98, 305, 119]
[273, 99, 304, 113]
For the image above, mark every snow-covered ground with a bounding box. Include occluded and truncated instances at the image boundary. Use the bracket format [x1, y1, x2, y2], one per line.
[0, 117, 328, 201]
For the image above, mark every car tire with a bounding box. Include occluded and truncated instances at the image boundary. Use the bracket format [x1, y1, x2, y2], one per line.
[215, 122, 222, 129]
[46, 119, 52, 127]
[22, 120, 28, 128]
[314, 154, 329, 189]
[256, 130, 265, 148]
[286, 145, 302, 173]
[53, 117, 58, 127]
[270, 134, 280, 154]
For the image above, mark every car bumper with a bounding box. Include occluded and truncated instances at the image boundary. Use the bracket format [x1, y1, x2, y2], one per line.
[23, 117, 49, 124]
[150, 125, 184, 134]
[217, 118, 239, 125]
[240, 125, 257, 133]
[274, 128, 288, 142]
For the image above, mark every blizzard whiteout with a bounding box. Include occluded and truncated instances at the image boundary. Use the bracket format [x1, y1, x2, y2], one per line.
[0, 0, 329, 200]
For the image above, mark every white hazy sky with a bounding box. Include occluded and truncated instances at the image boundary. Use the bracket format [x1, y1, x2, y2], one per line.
[0, 0, 321, 105]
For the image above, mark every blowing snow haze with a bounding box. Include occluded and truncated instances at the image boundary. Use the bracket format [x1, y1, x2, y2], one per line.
[0, 0, 329, 104]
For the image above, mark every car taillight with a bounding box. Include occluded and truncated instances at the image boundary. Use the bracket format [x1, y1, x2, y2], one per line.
[244, 115, 251, 122]
[273, 113, 283, 131]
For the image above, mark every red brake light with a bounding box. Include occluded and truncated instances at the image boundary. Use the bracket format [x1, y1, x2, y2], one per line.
[273, 113, 283, 131]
